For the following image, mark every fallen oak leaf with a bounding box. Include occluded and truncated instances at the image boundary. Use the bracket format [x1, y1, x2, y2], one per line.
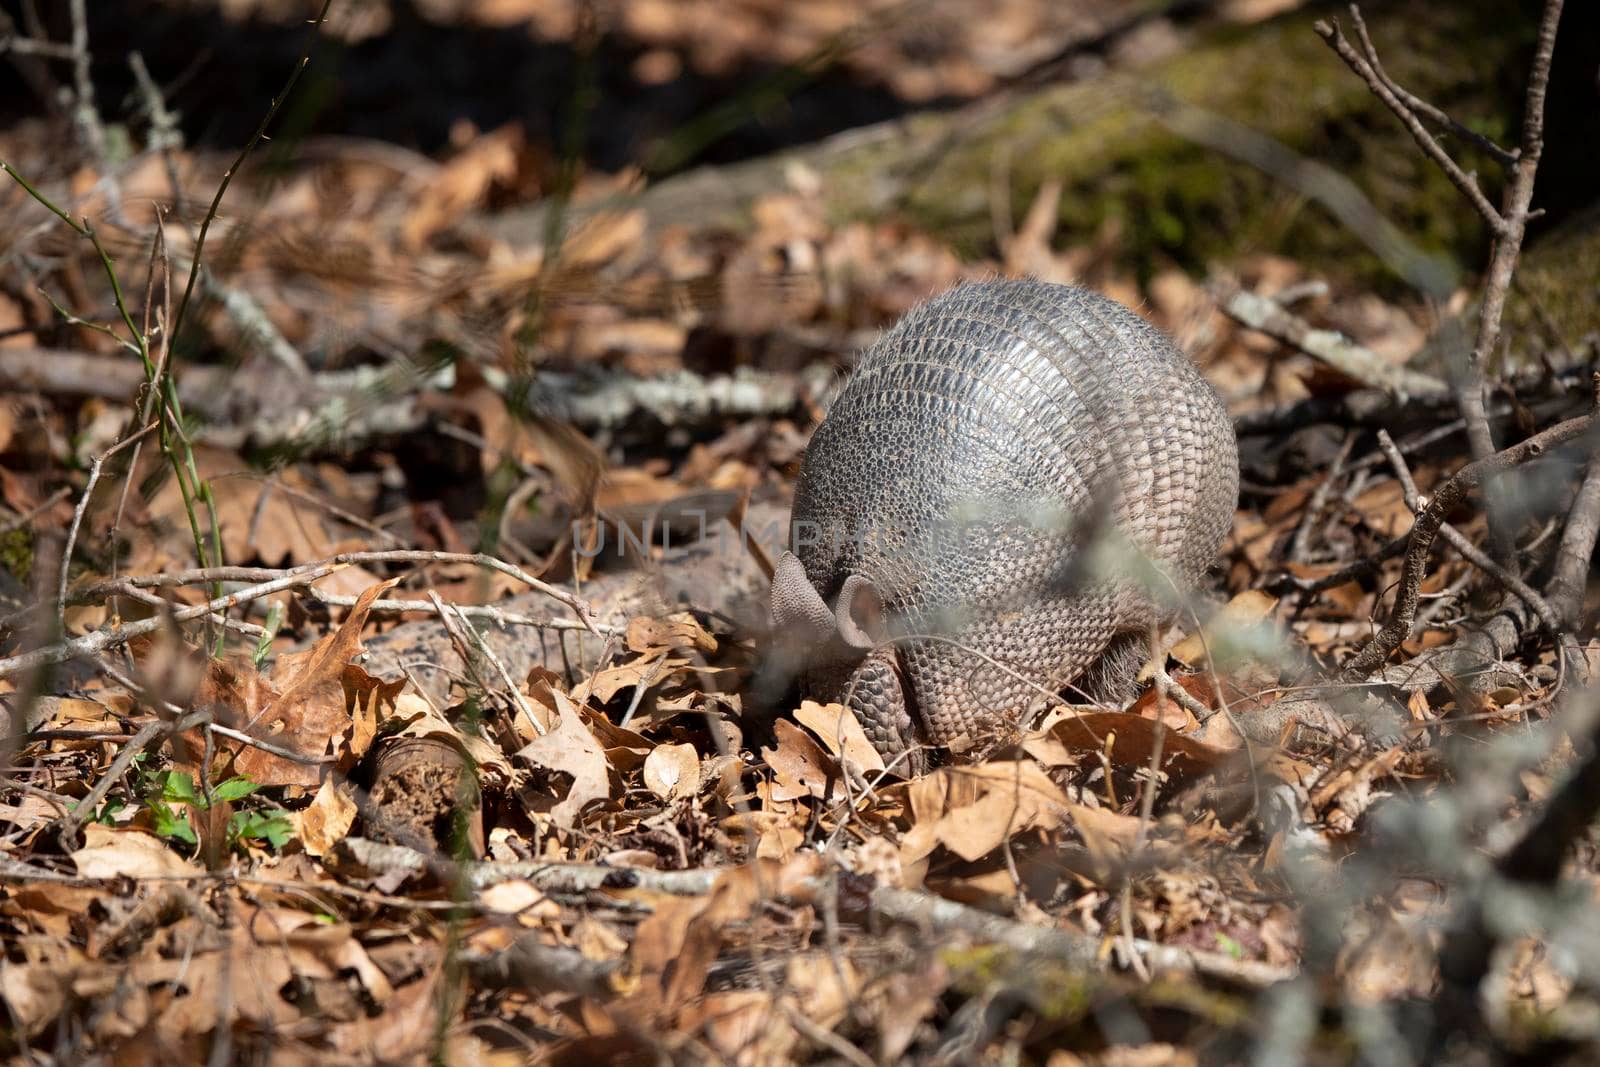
[1161, 588, 1279, 672]
[627, 613, 718, 655]
[204, 577, 400, 787]
[70, 824, 201, 879]
[761, 719, 837, 802]
[1037, 711, 1233, 784]
[792, 700, 885, 774]
[898, 762, 1075, 866]
[296, 775, 358, 858]
[515, 689, 613, 827]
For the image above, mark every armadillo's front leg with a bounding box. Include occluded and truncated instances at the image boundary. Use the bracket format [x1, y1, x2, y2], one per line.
[840, 647, 925, 776]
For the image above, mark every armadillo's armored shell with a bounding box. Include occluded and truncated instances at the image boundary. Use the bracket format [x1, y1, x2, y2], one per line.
[788, 279, 1237, 747]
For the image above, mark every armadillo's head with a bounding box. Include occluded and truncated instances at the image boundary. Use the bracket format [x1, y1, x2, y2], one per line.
[769, 551, 919, 765]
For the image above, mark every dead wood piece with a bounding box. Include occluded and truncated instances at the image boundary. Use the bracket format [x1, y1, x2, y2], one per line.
[1221, 287, 1446, 398]
[463, 934, 623, 997]
[840, 879, 1295, 989]
[0, 347, 823, 453]
[367, 735, 484, 859]
[528, 366, 830, 435]
[1234, 369, 1591, 439]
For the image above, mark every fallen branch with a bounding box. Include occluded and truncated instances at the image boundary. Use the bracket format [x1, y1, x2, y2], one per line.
[1, 549, 598, 679]
[1220, 286, 1446, 398]
[462, 935, 624, 997]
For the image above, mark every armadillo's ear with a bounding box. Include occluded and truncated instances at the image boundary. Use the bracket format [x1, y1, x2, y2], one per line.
[834, 574, 882, 651]
[770, 551, 834, 641]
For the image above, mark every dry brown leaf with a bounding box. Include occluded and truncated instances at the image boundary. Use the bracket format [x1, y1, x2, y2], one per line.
[205, 577, 397, 787]
[70, 824, 200, 879]
[643, 742, 701, 802]
[296, 776, 358, 857]
[792, 700, 886, 774]
[761, 719, 837, 802]
[1161, 588, 1278, 672]
[899, 761, 1074, 865]
[1070, 803, 1143, 879]
[480, 880, 562, 923]
[515, 689, 613, 827]
[402, 122, 525, 248]
[1040, 711, 1233, 782]
[383, 692, 512, 784]
[627, 613, 719, 655]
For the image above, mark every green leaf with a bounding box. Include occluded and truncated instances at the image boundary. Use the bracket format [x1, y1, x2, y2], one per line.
[95, 796, 126, 825]
[252, 602, 284, 667]
[1213, 933, 1245, 960]
[159, 771, 199, 807]
[149, 800, 197, 846]
[229, 810, 294, 850]
[211, 776, 261, 804]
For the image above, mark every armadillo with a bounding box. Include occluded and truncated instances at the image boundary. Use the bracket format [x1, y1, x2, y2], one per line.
[769, 279, 1238, 767]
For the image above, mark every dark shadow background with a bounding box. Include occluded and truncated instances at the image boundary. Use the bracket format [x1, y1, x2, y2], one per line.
[0, 0, 1596, 245]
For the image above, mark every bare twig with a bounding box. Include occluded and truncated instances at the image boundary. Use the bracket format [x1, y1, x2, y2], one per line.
[303, 587, 611, 635]
[57, 421, 160, 632]
[0, 561, 354, 679]
[1314, 13, 1503, 229]
[1455, 0, 1567, 533]
[0, 487, 72, 536]
[1545, 447, 1600, 632]
[1374, 430, 1564, 636]
[23, 549, 597, 635]
[428, 590, 545, 737]
[1344, 8, 1517, 166]
[1290, 432, 1357, 563]
[65, 0, 106, 164]
[51, 710, 210, 850]
[1343, 399, 1597, 678]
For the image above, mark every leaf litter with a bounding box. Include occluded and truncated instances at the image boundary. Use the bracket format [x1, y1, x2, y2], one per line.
[0, 0, 1595, 1061]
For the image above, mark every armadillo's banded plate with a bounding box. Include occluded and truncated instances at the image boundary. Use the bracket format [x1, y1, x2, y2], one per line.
[790, 279, 1238, 745]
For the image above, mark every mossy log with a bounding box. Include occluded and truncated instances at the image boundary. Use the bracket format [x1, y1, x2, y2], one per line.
[491, 0, 1548, 290]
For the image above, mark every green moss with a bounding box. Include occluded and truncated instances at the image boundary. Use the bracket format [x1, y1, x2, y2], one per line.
[941, 945, 1098, 1022]
[0, 527, 32, 585]
[827, 0, 1533, 291]
[1143, 976, 1253, 1028]
[1511, 205, 1600, 348]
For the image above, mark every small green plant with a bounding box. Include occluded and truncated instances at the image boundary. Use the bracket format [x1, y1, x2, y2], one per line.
[142, 769, 292, 852]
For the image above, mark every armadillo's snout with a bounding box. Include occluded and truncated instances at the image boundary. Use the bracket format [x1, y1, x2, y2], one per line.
[768, 552, 927, 770]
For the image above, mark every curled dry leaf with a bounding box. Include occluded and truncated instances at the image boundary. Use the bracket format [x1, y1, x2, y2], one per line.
[515, 689, 614, 827]
[480, 879, 562, 923]
[899, 761, 1075, 866]
[643, 742, 701, 802]
[296, 775, 359, 858]
[761, 718, 837, 802]
[198, 577, 399, 787]
[627, 613, 719, 655]
[1070, 803, 1144, 882]
[1036, 711, 1234, 784]
[1151, 588, 1279, 675]
[382, 691, 511, 786]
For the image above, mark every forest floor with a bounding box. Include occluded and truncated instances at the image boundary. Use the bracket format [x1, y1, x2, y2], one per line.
[1, 1, 1598, 1064]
